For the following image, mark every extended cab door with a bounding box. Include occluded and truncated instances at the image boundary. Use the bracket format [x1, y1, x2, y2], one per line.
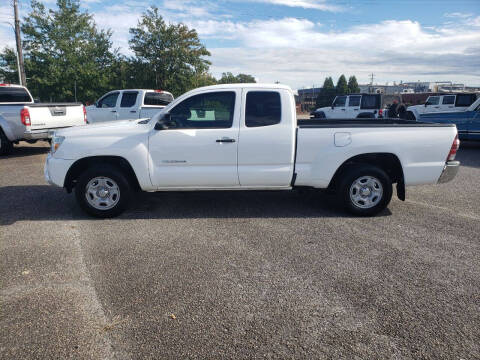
[116, 91, 140, 120]
[237, 89, 295, 187]
[148, 90, 240, 188]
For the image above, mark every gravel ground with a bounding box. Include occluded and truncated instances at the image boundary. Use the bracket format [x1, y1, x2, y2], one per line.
[1, 141, 479, 359]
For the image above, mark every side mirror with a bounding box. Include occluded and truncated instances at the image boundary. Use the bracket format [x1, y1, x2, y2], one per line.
[425, 103, 428, 107]
[154, 113, 171, 130]
[33, 98, 40, 103]
[95, 101, 99, 108]
[331, 105, 334, 109]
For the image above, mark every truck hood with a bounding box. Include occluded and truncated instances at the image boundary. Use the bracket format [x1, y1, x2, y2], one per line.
[55, 118, 150, 137]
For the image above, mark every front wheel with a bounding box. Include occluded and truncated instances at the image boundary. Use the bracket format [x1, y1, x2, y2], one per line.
[338, 165, 393, 216]
[75, 165, 132, 218]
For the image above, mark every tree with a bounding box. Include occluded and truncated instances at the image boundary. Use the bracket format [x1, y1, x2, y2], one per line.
[129, 7, 211, 96]
[315, 76, 335, 108]
[0, 48, 19, 84]
[217, 72, 256, 84]
[348, 75, 360, 94]
[336, 74, 348, 95]
[15, 0, 117, 102]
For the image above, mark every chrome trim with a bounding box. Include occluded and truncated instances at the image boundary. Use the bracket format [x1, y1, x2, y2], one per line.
[438, 161, 460, 184]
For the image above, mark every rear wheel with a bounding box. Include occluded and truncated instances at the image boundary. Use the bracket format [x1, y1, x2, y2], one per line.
[0, 129, 13, 155]
[338, 165, 392, 216]
[75, 165, 132, 218]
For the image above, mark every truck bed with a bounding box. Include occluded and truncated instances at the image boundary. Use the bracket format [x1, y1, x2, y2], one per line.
[297, 118, 456, 128]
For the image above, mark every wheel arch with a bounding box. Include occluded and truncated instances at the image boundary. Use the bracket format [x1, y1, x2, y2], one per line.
[64, 156, 141, 193]
[328, 152, 405, 200]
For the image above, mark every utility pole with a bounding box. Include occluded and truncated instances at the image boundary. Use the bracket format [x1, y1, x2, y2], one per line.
[13, 0, 26, 86]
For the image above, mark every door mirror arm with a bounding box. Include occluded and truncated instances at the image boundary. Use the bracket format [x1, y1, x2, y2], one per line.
[155, 113, 171, 130]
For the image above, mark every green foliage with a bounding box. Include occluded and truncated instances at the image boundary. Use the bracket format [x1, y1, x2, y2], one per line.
[348, 75, 360, 94]
[128, 7, 211, 96]
[0, 48, 19, 84]
[316, 76, 336, 108]
[336, 74, 348, 95]
[0, 2, 257, 103]
[19, 0, 117, 102]
[218, 72, 256, 84]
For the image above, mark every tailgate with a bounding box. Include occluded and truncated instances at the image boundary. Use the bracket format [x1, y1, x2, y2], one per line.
[27, 103, 84, 131]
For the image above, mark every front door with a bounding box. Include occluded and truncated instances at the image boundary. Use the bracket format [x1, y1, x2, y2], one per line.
[331, 96, 347, 118]
[89, 92, 120, 123]
[148, 90, 240, 188]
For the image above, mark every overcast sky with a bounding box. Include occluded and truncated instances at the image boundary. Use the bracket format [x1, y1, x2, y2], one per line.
[1, 0, 480, 89]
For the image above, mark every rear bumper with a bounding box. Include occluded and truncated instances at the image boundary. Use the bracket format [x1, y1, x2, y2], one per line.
[23, 130, 51, 140]
[437, 161, 460, 184]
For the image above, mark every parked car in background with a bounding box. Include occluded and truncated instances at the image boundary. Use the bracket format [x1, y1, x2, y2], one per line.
[86, 89, 174, 123]
[0, 84, 86, 155]
[45, 84, 460, 218]
[417, 97, 480, 141]
[406, 93, 478, 120]
[311, 94, 386, 119]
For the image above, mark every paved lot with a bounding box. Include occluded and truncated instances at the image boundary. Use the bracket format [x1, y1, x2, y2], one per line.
[1, 141, 479, 359]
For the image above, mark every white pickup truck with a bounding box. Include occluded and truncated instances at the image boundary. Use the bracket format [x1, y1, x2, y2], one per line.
[0, 84, 86, 155]
[44, 84, 460, 218]
[406, 93, 478, 120]
[86, 89, 174, 123]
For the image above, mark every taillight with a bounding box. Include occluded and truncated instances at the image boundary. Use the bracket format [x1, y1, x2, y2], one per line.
[378, 109, 383, 118]
[447, 134, 460, 161]
[20, 108, 31, 126]
[83, 105, 87, 124]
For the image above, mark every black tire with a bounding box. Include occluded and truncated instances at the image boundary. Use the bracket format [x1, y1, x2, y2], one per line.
[337, 165, 393, 216]
[405, 111, 416, 121]
[0, 128, 13, 155]
[75, 165, 132, 218]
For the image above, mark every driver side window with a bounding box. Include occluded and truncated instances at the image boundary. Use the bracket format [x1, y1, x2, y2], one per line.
[168, 92, 235, 129]
[98, 93, 119, 108]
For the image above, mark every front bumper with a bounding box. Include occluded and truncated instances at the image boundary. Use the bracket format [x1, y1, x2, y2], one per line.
[437, 161, 460, 184]
[44, 154, 75, 187]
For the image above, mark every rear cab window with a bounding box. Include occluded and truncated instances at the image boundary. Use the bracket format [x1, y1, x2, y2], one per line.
[0, 86, 32, 103]
[144, 92, 174, 106]
[455, 94, 477, 107]
[245, 91, 281, 127]
[360, 95, 380, 109]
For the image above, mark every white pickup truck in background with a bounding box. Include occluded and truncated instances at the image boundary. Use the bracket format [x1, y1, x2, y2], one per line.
[86, 89, 174, 123]
[0, 84, 86, 155]
[406, 93, 478, 120]
[45, 84, 460, 218]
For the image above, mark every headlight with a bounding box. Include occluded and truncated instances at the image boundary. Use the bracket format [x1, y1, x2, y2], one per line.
[51, 135, 65, 153]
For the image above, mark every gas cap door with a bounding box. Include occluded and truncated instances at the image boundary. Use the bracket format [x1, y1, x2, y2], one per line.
[334, 132, 352, 147]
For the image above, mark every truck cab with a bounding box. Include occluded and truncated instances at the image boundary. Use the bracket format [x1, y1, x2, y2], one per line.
[86, 89, 174, 123]
[311, 94, 384, 119]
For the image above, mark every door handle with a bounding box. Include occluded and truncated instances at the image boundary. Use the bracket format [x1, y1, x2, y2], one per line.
[216, 138, 236, 143]
[111, 110, 117, 113]
[130, 110, 137, 113]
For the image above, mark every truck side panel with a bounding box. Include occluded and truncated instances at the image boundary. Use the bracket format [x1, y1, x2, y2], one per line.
[295, 125, 457, 188]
